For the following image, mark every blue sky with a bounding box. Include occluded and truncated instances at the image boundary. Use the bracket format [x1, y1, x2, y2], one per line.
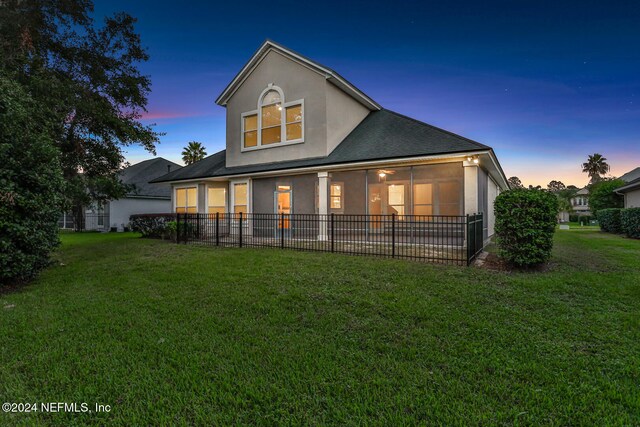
[94, 0, 640, 187]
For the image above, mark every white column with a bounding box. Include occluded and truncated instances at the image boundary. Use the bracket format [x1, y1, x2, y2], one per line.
[318, 171, 329, 241]
[463, 160, 479, 215]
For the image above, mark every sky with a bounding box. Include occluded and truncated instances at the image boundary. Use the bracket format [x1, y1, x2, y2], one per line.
[94, 0, 640, 187]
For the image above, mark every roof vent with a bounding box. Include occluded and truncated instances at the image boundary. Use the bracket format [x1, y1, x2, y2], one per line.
[167, 165, 171, 173]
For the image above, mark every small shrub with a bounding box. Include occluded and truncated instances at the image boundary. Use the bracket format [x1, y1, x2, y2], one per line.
[494, 188, 558, 267]
[129, 214, 176, 238]
[597, 208, 622, 233]
[620, 208, 640, 239]
[569, 214, 579, 223]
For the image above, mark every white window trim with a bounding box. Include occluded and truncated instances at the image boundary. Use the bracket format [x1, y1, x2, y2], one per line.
[173, 185, 198, 213]
[205, 185, 227, 214]
[230, 179, 251, 214]
[241, 85, 304, 152]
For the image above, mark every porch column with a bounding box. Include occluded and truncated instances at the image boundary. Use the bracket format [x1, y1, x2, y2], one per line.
[463, 160, 479, 215]
[318, 171, 329, 241]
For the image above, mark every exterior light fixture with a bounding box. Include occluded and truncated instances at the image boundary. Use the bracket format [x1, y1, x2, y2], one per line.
[467, 155, 480, 164]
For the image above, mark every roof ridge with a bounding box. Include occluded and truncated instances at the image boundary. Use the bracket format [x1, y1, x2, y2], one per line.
[381, 109, 490, 150]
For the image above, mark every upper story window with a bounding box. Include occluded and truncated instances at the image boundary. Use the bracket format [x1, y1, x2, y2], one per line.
[242, 85, 304, 151]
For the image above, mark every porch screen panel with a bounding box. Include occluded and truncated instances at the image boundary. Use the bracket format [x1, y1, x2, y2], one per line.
[329, 170, 366, 215]
[412, 163, 463, 216]
[366, 167, 410, 216]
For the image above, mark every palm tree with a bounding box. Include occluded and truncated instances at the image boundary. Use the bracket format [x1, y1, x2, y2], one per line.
[582, 153, 610, 183]
[181, 141, 207, 165]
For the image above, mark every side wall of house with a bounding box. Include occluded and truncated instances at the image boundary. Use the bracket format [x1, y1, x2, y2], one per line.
[487, 176, 499, 237]
[109, 198, 172, 231]
[624, 188, 640, 208]
[325, 82, 370, 155]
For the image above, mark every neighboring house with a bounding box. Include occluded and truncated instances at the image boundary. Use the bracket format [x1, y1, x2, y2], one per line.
[59, 158, 181, 231]
[571, 187, 591, 215]
[616, 167, 640, 208]
[151, 40, 509, 240]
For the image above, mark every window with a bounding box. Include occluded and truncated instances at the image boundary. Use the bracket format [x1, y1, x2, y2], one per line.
[241, 86, 303, 150]
[243, 114, 257, 148]
[387, 184, 405, 216]
[234, 183, 247, 214]
[330, 183, 343, 210]
[175, 187, 197, 213]
[208, 187, 226, 214]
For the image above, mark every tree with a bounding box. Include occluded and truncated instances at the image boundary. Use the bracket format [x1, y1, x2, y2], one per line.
[0, 74, 63, 285]
[508, 176, 524, 189]
[582, 153, 610, 183]
[182, 141, 207, 165]
[589, 179, 625, 214]
[0, 0, 161, 227]
[547, 180, 566, 192]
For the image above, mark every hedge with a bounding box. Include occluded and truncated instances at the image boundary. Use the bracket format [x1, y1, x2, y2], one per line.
[0, 76, 63, 286]
[129, 214, 176, 239]
[620, 208, 640, 239]
[494, 188, 558, 267]
[597, 208, 622, 234]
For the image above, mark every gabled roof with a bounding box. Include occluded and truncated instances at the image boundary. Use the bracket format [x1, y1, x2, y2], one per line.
[151, 109, 492, 183]
[615, 176, 640, 194]
[215, 39, 381, 111]
[620, 166, 640, 183]
[120, 158, 182, 199]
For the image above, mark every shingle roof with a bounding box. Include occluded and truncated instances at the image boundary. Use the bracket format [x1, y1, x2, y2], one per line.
[620, 166, 640, 183]
[151, 109, 490, 183]
[616, 176, 640, 193]
[120, 158, 182, 198]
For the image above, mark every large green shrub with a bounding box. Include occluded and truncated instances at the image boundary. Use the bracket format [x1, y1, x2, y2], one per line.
[0, 76, 63, 285]
[129, 214, 176, 238]
[589, 179, 625, 212]
[620, 208, 640, 239]
[494, 188, 558, 267]
[597, 208, 622, 233]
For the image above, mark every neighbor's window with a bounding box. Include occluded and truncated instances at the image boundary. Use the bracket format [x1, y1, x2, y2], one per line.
[242, 86, 303, 150]
[175, 187, 197, 213]
[330, 183, 343, 210]
[234, 183, 247, 215]
[207, 187, 226, 215]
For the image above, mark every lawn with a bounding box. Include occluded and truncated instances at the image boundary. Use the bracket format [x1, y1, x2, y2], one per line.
[1, 231, 639, 425]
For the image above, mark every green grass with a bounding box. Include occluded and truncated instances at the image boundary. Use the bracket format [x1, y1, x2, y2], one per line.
[1, 231, 639, 425]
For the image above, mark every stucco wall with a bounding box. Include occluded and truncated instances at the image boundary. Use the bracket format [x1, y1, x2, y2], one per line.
[487, 176, 498, 237]
[625, 188, 640, 208]
[109, 198, 172, 231]
[225, 50, 328, 167]
[325, 82, 370, 155]
[224, 50, 371, 167]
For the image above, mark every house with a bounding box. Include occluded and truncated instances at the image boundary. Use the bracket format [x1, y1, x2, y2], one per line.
[59, 158, 181, 231]
[571, 187, 591, 215]
[616, 167, 640, 208]
[151, 40, 509, 241]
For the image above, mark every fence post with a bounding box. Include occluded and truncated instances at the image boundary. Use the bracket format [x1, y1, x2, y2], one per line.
[239, 212, 243, 248]
[280, 213, 285, 249]
[215, 212, 219, 246]
[391, 213, 396, 258]
[330, 213, 335, 253]
[467, 214, 473, 266]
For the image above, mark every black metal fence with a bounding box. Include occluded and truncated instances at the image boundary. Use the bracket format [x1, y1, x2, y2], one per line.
[176, 212, 484, 266]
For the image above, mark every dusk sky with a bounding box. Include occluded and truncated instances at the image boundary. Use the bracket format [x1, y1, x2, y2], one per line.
[95, 0, 640, 187]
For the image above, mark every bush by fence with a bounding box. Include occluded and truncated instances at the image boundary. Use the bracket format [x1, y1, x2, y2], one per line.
[129, 214, 176, 239]
[620, 208, 640, 239]
[596, 208, 622, 234]
[494, 188, 558, 267]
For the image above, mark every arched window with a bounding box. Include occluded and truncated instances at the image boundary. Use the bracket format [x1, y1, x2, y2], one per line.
[242, 85, 304, 150]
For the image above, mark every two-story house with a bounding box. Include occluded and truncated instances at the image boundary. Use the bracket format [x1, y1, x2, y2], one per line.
[151, 40, 509, 240]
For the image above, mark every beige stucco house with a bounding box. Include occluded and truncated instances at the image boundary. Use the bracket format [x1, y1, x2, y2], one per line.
[616, 167, 640, 208]
[151, 40, 509, 240]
